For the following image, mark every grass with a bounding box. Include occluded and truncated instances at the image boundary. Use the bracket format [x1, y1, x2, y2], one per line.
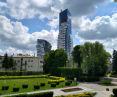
[111, 95, 115, 97]
[0, 78, 78, 95]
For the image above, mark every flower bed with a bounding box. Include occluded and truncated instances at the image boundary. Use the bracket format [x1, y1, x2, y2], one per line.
[61, 87, 82, 92]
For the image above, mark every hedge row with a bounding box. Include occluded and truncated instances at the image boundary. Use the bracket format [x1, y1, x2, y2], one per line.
[0, 75, 48, 79]
[110, 75, 117, 78]
[80, 76, 100, 82]
[50, 67, 82, 79]
[5, 91, 53, 97]
[0, 71, 44, 76]
[56, 92, 95, 97]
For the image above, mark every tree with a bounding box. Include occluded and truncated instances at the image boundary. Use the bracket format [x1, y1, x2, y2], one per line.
[43, 52, 49, 74]
[112, 50, 117, 74]
[2, 53, 15, 69]
[72, 45, 83, 67]
[80, 41, 111, 76]
[54, 49, 68, 67]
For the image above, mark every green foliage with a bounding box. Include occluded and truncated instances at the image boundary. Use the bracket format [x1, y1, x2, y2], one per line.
[2, 53, 15, 69]
[5, 91, 53, 97]
[50, 67, 82, 80]
[34, 85, 40, 89]
[102, 80, 111, 85]
[0, 71, 44, 76]
[67, 80, 72, 84]
[80, 41, 111, 76]
[51, 83, 56, 87]
[40, 83, 45, 86]
[65, 81, 71, 86]
[22, 85, 28, 88]
[112, 50, 117, 74]
[13, 87, 20, 92]
[43, 49, 68, 74]
[113, 88, 117, 97]
[72, 45, 83, 67]
[80, 76, 100, 82]
[2, 86, 9, 90]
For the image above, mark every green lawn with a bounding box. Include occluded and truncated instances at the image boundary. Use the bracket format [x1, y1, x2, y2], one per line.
[0, 78, 78, 95]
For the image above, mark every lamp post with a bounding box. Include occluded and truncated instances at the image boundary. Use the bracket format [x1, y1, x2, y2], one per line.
[4, 75, 7, 95]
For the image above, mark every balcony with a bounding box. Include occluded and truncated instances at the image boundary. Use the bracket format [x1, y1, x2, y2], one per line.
[22, 69, 27, 71]
[22, 62, 27, 66]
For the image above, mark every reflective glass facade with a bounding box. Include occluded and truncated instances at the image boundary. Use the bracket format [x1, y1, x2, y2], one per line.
[36, 39, 52, 57]
[57, 9, 73, 57]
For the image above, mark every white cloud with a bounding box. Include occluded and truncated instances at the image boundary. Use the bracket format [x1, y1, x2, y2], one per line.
[47, 18, 59, 28]
[51, 42, 57, 50]
[0, 15, 58, 51]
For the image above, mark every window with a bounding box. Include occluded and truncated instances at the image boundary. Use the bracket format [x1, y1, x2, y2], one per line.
[40, 61, 43, 63]
[28, 60, 30, 62]
[31, 66, 33, 67]
[0, 58, 2, 60]
[31, 60, 33, 62]
[18, 60, 20, 62]
[0, 67, 1, 69]
[28, 66, 30, 67]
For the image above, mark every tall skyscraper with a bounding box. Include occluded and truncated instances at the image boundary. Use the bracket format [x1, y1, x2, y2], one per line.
[57, 9, 73, 57]
[36, 39, 52, 57]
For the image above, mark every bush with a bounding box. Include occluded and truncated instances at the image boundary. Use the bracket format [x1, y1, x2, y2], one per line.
[40, 83, 45, 86]
[34, 85, 40, 89]
[55, 81, 60, 85]
[51, 83, 56, 87]
[2, 86, 9, 90]
[65, 82, 71, 86]
[13, 87, 20, 92]
[113, 88, 117, 97]
[22, 84, 28, 88]
[102, 80, 111, 85]
[80, 76, 100, 82]
[67, 80, 72, 84]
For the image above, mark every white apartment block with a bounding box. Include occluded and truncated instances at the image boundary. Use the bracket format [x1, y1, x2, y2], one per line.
[0, 55, 43, 72]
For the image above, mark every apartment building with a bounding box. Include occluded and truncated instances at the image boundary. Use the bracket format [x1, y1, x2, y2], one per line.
[0, 55, 43, 72]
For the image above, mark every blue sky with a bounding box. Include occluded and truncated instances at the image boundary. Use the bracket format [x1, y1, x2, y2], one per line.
[0, 0, 117, 57]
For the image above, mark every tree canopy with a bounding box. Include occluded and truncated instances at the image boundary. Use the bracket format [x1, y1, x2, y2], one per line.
[43, 49, 68, 74]
[72, 45, 83, 67]
[80, 41, 111, 76]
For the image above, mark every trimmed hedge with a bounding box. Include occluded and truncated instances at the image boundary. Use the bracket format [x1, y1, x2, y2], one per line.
[5, 91, 53, 97]
[0, 75, 48, 80]
[13, 87, 20, 92]
[67, 80, 72, 84]
[0, 71, 44, 76]
[22, 85, 28, 88]
[80, 76, 100, 82]
[2, 86, 9, 90]
[113, 88, 117, 97]
[50, 67, 82, 80]
[40, 83, 45, 86]
[65, 82, 71, 86]
[34, 85, 40, 89]
[102, 80, 111, 85]
[51, 83, 56, 87]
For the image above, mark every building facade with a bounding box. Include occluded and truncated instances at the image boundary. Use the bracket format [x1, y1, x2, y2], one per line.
[36, 39, 52, 57]
[57, 9, 73, 58]
[0, 55, 43, 72]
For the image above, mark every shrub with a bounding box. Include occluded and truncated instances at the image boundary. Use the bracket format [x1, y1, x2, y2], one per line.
[102, 80, 111, 85]
[13, 87, 20, 92]
[67, 80, 72, 84]
[65, 82, 71, 86]
[22, 84, 28, 88]
[2, 86, 9, 90]
[55, 81, 60, 85]
[113, 88, 117, 97]
[40, 83, 45, 86]
[51, 83, 56, 87]
[80, 76, 100, 82]
[34, 85, 40, 89]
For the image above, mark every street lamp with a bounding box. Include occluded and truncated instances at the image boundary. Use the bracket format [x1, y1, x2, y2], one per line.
[4, 75, 7, 95]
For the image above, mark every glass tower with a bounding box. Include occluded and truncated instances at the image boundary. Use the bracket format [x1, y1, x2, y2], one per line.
[36, 39, 52, 57]
[57, 9, 73, 58]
